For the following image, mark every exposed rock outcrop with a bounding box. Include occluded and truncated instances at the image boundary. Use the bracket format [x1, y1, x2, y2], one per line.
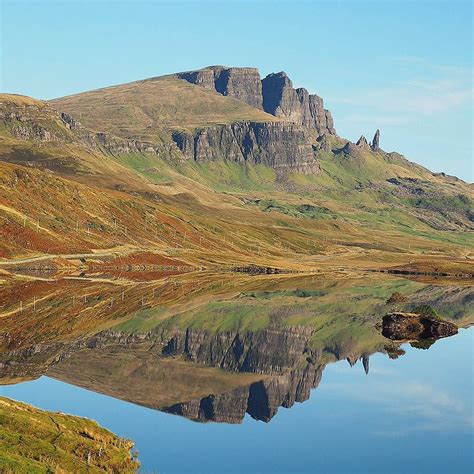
[162, 325, 316, 374]
[381, 312, 458, 341]
[178, 66, 263, 109]
[0, 99, 178, 159]
[178, 66, 336, 136]
[163, 363, 324, 423]
[356, 135, 369, 149]
[261, 72, 335, 135]
[371, 129, 380, 151]
[171, 121, 321, 174]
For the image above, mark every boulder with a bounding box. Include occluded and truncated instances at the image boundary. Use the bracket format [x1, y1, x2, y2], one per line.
[381, 312, 458, 341]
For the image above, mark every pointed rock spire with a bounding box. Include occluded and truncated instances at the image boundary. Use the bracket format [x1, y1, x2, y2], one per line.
[361, 354, 369, 374]
[371, 129, 380, 151]
[356, 135, 369, 148]
[346, 355, 358, 367]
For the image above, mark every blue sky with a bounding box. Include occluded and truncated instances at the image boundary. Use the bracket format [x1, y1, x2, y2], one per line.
[1, 0, 472, 180]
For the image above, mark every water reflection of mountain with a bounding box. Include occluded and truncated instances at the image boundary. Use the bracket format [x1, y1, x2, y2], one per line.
[47, 326, 374, 424]
[1, 274, 472, 424]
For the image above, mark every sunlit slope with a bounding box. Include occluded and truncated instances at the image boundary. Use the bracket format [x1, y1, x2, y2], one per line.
[50, 75, 278, 140]
[0, 90, 472, 270]
[46, 70, 473, 235]
[0, 93, 163, 192]
[0, 397, 139, 473]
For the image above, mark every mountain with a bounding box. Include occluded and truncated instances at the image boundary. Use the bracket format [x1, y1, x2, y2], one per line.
[0, 66, 472, 274]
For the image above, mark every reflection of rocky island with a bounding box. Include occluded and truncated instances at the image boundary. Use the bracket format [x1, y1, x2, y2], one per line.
[1, 274, 472, 424]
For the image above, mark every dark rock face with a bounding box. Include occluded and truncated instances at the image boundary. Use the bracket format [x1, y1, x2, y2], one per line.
[159, 325, 328, 423]
[162, 325, 316, 374]
[178, 66, 263, 109]
[171, 121, 321, 174]
[382, 312, 458, 341]
[261, 72, 335, 135]
[164, 363, 324, 424]
[356, 135, 369, 149]
[371, 129, 380, 151]
[178, 66, 336, 136]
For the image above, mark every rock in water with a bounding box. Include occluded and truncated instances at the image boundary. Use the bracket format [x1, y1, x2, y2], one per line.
[381, 312, 458, 341]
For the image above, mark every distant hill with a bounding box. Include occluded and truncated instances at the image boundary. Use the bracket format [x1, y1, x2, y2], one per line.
[0, 67, 472, 274]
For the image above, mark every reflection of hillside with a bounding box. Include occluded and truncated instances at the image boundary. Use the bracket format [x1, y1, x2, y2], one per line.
[48, 326, 375, 424]
[1, 273, 472, 423]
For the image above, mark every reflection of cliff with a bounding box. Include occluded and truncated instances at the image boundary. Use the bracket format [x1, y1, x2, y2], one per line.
[162, 325, 316, 374]
[2, 276, 470, 423]
[43, 326, 378, 424]
[163, 363, 324, 423]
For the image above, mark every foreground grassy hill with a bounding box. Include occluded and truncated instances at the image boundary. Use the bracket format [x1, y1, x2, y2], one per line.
[0, 397, 139, 473]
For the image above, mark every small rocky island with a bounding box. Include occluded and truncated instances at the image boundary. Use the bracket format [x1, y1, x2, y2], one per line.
[382, 311, 458, 341]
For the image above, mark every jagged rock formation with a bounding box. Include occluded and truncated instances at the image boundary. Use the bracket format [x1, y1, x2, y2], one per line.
[261, 72, 335, 135]
[162, 326, 317, 374]
[371, 129, 380, 151]
[163, 363, 324, 423]
[178, 66, 264, 109]
[356, 135, 370, 149]
[171, 121, 321, 174]
[361, 353, 370, 374]
[338, 129, 382, 156]
[178, 66, 336, 136]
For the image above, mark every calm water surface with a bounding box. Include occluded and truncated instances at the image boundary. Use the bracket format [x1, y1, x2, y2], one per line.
[2, 328, 472, 473]
[1, 275, 473, 473]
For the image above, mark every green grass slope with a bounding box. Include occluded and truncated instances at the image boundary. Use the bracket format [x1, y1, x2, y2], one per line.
[0, 397, 139, 473]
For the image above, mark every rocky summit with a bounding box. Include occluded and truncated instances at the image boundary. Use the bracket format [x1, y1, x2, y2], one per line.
[178, 66, 335, 135]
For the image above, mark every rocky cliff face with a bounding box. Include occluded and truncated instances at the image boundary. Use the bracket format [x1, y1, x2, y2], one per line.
[163, 363, 324, 423]
[178, 66, 264, 109]
[0, 98, 178, 159]
[261, 72, 335, 135]
[162, 325, 317, 374]
[171, 121, 321, 174]
[177, 66, 336, 136]
[151, 325, 326, 423]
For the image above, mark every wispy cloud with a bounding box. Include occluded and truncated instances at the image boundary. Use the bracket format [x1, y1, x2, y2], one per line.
[323, 378, 472, 435]
[333, 57, 472, 117]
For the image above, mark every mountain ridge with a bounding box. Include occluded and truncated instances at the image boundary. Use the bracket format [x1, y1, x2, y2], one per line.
[0, 67, 472, 274]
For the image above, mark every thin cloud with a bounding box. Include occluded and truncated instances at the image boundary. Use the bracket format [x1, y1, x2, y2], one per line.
[333, 59, 472, 116]
[334, 81, 472, 115]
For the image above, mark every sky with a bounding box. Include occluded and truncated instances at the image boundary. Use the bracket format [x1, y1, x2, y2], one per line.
[1, 0, 472, 180]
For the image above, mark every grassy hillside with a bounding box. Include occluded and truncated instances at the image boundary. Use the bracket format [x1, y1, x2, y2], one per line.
[51, 76, 278, 140]
[0, 397, 139, 473]
[1, 84, 472, 276]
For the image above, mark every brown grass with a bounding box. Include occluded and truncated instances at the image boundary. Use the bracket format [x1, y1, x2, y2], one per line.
[51, 76, 278, 140]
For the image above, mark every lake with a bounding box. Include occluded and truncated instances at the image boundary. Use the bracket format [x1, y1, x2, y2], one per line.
[1, 273, 472, 473]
